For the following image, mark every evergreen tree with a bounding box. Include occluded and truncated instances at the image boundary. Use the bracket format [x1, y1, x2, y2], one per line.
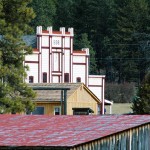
[132, 72, 150, 114]
[30, 0, 57, 31]
[74, 33, 97, 74]
[54, 0, 74, 29]
[111, 0, 150, 83]
[86, 0, 115, 74]
[0, 0, 36, 114]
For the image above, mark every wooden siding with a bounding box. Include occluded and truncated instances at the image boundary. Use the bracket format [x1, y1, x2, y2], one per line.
[67, 85, 98, 115]
[34, 84, 100, 115]
[35, 102, 60, 115]
[69, 124, 150, 150]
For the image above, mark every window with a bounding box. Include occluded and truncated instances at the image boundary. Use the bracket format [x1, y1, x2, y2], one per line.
[72, 108, 94, 115]
[76, 77, 81, 82]
[29, 76, 34, 83]
[54, 107, 61, 115]
[64, 73, 69, 82]
[43, 72, 47, 83]
[32, 107, 44, 115]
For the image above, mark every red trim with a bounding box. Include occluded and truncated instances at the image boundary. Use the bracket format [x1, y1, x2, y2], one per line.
[53, 31, 62, 34]
[73, 50, 86, 54]
[38, 35, 40, 83]
[42, 30, 49, 33]
[52, 47, 62, 49]
[25, 61, 39, 63]
[41, 46, 50, 49]
[73, 63, 86, 65]
[48, 44, 50, 83]
[65, 32, 70, 34]
[37, 34, 40, 87]
[52, 52, 61, 72]
[33, 48, 39, 52]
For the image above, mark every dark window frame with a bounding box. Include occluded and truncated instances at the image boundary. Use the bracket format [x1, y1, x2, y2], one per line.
[76, 77, 81, 83]
[64, 73, 69, 82]
[32, 106, 44, 115]
[43, 72, 47, 83]
[29, 76, 34, 83]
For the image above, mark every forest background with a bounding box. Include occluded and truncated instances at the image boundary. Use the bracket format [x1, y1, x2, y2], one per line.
[29, 0, 150, 103]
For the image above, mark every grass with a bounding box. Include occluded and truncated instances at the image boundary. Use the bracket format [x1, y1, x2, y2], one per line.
[105, 103, 133, 114]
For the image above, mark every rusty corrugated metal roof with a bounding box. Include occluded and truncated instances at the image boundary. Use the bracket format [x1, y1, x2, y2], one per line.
[0, 115, 150, 147]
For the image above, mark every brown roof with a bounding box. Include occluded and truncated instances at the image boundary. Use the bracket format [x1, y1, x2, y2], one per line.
[28, 83, 83, 102]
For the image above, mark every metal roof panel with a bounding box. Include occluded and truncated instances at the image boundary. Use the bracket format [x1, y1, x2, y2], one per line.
[0, 115, 150, 147]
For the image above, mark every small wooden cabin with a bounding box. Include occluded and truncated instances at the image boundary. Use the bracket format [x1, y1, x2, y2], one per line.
[29, 83, 101, 115]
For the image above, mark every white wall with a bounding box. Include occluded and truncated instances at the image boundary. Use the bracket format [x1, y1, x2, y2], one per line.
[41, 49, 49, 73]
[65, 37, 70, 48]
[73, 65, 86, 83]
[25, 54, 38, 61]
[64, 49, 70, 73]
[26, 63, 38, 83]
[42, 36, 49, 47]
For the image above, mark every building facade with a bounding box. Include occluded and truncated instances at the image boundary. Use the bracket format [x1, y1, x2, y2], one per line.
[29, 83, 101, 115]
[25, 26, 105, 114]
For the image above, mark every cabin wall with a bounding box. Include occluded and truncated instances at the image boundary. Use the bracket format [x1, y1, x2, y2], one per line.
[67, 86, 98, 115]
[34, 102, 61, 115]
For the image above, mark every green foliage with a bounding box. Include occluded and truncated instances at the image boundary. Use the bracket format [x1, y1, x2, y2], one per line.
[29, 0, 57, 31]
[0, 0, 36, 114]
[54, 0, 74, 29]
[132, 72, 150, 114]
[28, 0, 150, 84]
[74, 33, 97, 74]
[110, 0, 150, 83]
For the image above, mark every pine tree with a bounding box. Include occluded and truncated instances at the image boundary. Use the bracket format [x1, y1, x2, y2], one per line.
[54, 0, 74, 29]
[132, 72, 150, 114]
[74, 33, 97, 74]
[30, 0, 57, 31]
[0, 0, 36, 114]
[112, 0, 150, 83]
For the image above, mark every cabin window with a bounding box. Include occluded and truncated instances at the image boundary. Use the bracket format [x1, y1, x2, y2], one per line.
[29, 76, 34, 83]
[64, 73, 69, 82]
[72, 108, 94, 115]
[32, 107, 44, 115]
[54, 107, 61, 115]
[43, 72, 47, 83]
[76, 77, 81, 82]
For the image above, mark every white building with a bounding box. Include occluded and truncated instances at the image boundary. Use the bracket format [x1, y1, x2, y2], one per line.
[25, 26, 105, 114]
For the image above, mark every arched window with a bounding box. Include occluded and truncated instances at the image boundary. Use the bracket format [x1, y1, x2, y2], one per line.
[76, 77, 81, 83]
[64, 73, 69, 82]
[29, 76, 34, 83]
[43, 72, 47, 83]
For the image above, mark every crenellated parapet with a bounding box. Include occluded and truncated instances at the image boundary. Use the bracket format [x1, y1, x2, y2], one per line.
[36, 26, 74, 36]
